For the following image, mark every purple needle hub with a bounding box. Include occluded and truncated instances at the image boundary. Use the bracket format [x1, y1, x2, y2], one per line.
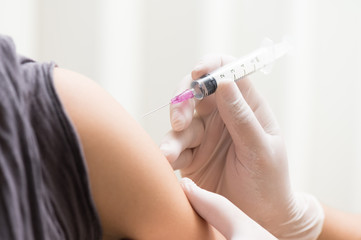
[171, 89, 194, 104]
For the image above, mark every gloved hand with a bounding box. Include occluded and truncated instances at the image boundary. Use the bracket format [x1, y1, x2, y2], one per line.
[160, 54, 324, 239]
[180, 177, 277, 240]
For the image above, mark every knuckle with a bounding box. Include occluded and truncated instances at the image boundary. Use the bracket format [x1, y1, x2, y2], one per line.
[231, 97, 254, 126]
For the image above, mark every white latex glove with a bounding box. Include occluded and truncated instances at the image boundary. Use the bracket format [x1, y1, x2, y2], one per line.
[160, 55, 324, 239]
[180, 178, 277, 240]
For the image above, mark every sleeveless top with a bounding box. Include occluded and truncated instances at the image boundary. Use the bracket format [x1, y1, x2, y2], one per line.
[0, 35, 102, 239]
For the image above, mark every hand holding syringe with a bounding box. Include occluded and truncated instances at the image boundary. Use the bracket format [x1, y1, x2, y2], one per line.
[143, 38, 291, 117]
[158, 39, 324, 240]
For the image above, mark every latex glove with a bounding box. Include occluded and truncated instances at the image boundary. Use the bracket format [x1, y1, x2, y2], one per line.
[180, 177, 277, 240]
[160, 54, 324, 239]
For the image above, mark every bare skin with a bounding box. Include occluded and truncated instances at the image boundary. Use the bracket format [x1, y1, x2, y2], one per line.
[318, 205, 361, 240]
[52, 68, 225, 240]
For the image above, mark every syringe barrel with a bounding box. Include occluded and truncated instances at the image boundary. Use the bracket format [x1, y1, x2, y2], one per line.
[189, 40, 290, 101]
[190, 49, 268, 100]
[190, 74, 217, 100]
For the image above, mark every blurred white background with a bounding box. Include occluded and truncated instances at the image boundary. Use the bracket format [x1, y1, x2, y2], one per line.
[1, 0, 360, 212]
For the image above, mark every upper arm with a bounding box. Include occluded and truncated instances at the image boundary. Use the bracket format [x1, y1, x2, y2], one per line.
[52, 68, 222, 240]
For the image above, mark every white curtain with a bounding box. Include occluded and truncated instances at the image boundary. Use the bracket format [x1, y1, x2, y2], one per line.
[1, 0, 360, 212]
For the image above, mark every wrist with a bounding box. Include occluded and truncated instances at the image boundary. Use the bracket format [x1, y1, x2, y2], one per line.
[271, 192, 325, 240]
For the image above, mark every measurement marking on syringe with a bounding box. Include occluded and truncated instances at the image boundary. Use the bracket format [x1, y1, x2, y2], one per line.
[143, 38, 291, 117]
[240, 64, 246, 76]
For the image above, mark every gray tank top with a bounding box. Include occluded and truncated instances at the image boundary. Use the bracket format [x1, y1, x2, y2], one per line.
[0, 35, 102, 239]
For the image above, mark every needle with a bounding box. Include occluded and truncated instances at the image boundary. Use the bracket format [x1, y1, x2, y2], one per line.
[142, 102, 170, 118]
[142, 89, 195, 118]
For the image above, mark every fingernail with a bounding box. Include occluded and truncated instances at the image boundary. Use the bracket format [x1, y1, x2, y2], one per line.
[180, 178, 197, 192]
[171, 112, 184, 131]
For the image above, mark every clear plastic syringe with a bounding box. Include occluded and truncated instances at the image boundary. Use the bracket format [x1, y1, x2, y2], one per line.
[143, 39, 291, 117]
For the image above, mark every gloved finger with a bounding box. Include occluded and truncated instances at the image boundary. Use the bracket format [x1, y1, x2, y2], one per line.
[180, 178, 245, 240]
[236, 78, 280, 135]
[190, 55, 237, 118]
[160, 118, 204, 167]
[180, 178, 241, 239]
[170, 74, 196, 131]
[170, 55, 236, 131]
[193, 54, 279, 135]
[180, 178, 277, 240]
[215, 78, 267, 151]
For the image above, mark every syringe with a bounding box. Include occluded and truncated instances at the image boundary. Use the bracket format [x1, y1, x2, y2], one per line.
[143, 38, 291, 117]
